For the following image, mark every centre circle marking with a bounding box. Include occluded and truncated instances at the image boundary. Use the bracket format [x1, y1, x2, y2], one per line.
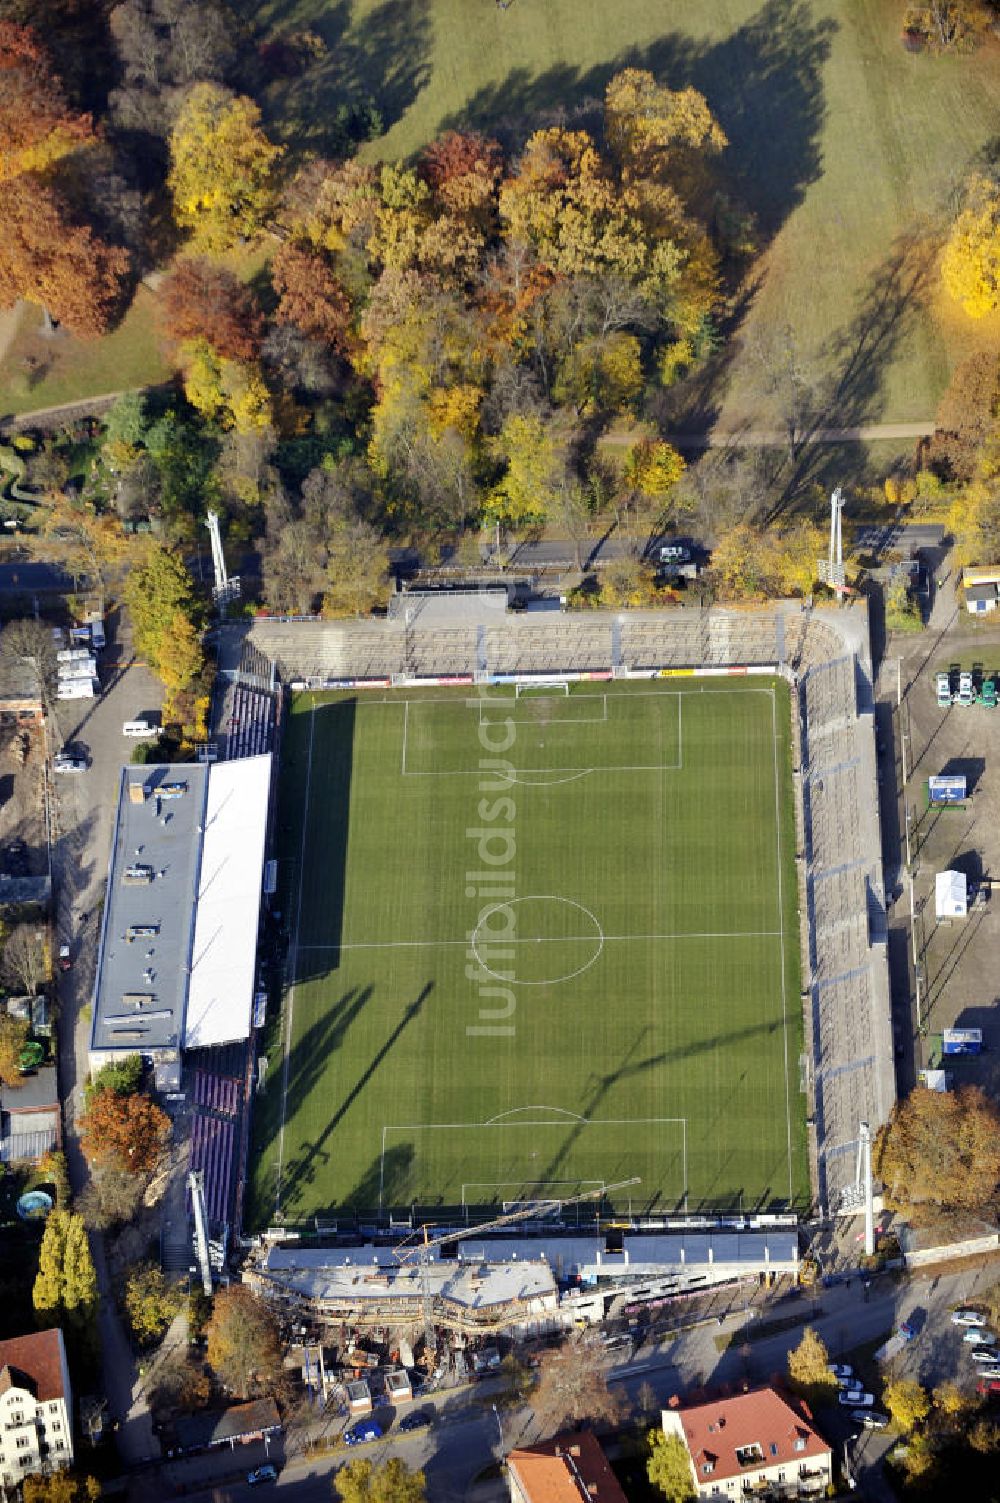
[471, 895, 605, 986]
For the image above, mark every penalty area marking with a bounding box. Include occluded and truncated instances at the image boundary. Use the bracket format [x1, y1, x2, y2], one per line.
[399, 687, 684, 779]
[477, 694, 610, 727]
[379, 1115, 688, 1211]
[461, 1178, 605, 1206]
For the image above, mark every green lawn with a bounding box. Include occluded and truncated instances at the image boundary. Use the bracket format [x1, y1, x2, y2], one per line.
[247, 678, 807, 1228]
[0, 288, 169, 419]
[233, 0, 1000, 429]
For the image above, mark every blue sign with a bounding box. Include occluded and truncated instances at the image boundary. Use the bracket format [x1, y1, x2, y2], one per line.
[929, 775, 967, 805]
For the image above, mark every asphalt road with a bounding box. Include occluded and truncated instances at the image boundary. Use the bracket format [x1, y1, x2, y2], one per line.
[50, 622, 165, 1467]
[152, 1257, 999, 1503]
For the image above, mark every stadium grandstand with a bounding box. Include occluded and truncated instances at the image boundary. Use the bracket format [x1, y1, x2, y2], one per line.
[223, 598, 893, 1223]
[90, 757, 271, 1087]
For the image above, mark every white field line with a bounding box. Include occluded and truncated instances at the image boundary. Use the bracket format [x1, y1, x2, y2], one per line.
[274, 707, 316, 1218]
[771, 685, 795, 1205]
[401, 698, 409, 776]
[380, 1117, 688, 1209]
[345, 686, 775, 706]
[401, 761, 680, 778]
[298, 929, 782, 952]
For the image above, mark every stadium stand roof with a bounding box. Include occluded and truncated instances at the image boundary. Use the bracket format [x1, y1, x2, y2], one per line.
[91, 765, 209, 1063]
[387, 588, 508, 627]
[91, 757, 271, 1075]
[250, 1250, 557, 1316]
[185, 756, 271, 1049]
[258, 1227, 798, 1281]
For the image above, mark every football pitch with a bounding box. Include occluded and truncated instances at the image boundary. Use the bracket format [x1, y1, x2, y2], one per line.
[247, 678, 809, 1228]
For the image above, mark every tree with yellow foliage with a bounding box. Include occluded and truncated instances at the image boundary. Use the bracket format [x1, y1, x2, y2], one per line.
[604, 68, 726, 185]
[623, 439, 686, 502]
[180, 338, 272, 433]
[486, 414, 563, 530]
[942, 174, 1000, 319]
[554, 333, 644, 416]
[884, 1378, 930, 1434]
[168, 83, 282, 253]
[710, 520, 822, 600]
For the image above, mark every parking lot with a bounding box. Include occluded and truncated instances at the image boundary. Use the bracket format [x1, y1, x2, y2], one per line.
[48, 615, 162, 1137]
[899, 633, 1000, 1086]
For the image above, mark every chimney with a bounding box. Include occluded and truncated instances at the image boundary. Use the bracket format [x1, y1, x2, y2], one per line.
[569, 1445, 581, 1458]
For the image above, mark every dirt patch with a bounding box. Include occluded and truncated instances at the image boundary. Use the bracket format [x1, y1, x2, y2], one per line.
[0, 722, 47, 877]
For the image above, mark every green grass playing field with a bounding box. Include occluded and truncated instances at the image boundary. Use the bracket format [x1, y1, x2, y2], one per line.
[247, 678, 809, 1228]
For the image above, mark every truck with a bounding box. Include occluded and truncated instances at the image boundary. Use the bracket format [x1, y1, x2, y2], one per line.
[981, 677, 998, 709]
[958, 671, 976, 708]
[936, 672, 952, 708]
[876, 1320, 916, 1365]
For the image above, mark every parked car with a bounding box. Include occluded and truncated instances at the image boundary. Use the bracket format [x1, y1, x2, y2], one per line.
[344, 1421, 383, 1446]
[970, 1348, 1000, 1365]
[952, 1308, 988, 1327]
[964, 1329, 996, 1346]
[399, 1410, 433, 1433]
[829, 1364, 854, 1382]
[978, 1378, 1000, 1397]
[976, 1367, 1000, 1382]
[958, 671, 976, 707]
[247, 1466, 278, 1486]
[852, 1410, 890, 1430]
[936, 672, 952, 708]
[840, 1390, 874, 1408]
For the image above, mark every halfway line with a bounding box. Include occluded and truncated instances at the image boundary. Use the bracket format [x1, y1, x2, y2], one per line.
[299, 929, 782, 952]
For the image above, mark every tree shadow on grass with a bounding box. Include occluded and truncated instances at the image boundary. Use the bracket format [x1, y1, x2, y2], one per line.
[257, 0, 433, 153]
[442, 0, 834, 242]
[278, 980, 433, 1216]
[767, 228, 940, 515]
[441, 0, 835, 441]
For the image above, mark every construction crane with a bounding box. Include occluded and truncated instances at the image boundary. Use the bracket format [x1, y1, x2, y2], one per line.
[394, 1178, 641, 1359]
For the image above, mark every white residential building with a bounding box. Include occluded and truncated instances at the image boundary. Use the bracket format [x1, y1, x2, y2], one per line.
[0, 1328, 74, 1488]
[661, 1386, 832, 1500]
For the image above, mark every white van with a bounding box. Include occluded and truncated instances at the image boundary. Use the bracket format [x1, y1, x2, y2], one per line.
[122, 720, 156, 738]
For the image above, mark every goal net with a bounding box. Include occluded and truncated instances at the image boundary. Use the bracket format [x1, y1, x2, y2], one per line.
[515, 679, 570, 698]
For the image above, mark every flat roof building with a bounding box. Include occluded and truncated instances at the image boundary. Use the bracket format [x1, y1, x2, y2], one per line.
[90, 758, 271, 1089]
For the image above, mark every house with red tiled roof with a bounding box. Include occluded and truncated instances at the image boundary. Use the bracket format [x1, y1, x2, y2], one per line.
[507, 1430, 627, 1503]
[661, 1386, 832, 1500]
[0, 1328, 73, 1489]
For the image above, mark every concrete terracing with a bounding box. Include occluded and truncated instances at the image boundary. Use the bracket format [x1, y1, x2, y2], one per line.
[221, 602, 894, 1216]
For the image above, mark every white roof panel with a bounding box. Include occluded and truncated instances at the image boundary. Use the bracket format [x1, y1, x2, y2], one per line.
[184, 755, 271, 1048]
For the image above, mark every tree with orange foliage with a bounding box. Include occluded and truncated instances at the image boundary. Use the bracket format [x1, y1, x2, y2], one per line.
[79, 1088, 170, 1174]
[875, 1085, 1000, 1221]
[270, 243, 351, 351]
[158, 257, 262, 360]
[206, 1286, 283, 1398]
[0, 175, 129, 336]
[421, 130, 502, 192]
[0, 22, 94, 181]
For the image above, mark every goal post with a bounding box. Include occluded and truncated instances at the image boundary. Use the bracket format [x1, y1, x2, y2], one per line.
[515, 679, 571, 697]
